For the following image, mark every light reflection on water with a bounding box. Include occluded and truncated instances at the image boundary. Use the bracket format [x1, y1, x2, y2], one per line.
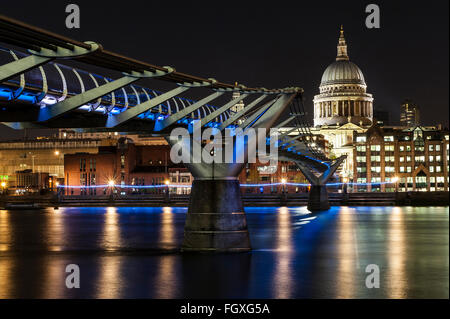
[0, 206, 448, 299]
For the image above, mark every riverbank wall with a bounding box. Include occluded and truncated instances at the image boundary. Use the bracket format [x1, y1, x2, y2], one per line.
[1, 192, 448, 209]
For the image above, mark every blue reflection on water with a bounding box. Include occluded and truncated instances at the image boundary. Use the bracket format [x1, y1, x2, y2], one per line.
[0, 206, 448, 299]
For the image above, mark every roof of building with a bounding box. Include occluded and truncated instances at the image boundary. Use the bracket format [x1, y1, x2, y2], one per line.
[320, 26, 366, 87]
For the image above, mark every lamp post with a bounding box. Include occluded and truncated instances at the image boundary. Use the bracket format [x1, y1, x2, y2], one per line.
[108, 180, 115, 201]
[343, 177, 348, 194]
[1, 181, 6, 195]
[165, 179, 170, 202]
[281, 178, 287, 203]
[281, 178, 287, 193]
[392, 176, 399, 193]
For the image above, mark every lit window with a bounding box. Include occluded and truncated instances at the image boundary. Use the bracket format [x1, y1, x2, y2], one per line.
[356, 145, 366, 152]
[400, 166, 405, 172]
[370, 145, 381, 151]
[436, 166, 441, 172]
[399, 145, 405, 152]
[400, 157, 405, 162]
[436, 144, 441, 151]
[430, 166, 434, 173]
[429, 145, 434, 151]
[384, 136, 394, 142]
[407, 166, 412, 173]
[356, 136, 367, 143]
[429, 156, 434, 162]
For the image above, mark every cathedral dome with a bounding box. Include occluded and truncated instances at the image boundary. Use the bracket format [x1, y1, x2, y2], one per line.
[320, 60, 365, 86]
[313, 26, 374, 128]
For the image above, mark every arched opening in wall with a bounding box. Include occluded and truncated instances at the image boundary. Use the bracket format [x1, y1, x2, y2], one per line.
[415, 170, 428, 191]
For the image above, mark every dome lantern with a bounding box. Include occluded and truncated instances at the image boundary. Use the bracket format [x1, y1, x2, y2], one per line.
[336, 25, 349, 61]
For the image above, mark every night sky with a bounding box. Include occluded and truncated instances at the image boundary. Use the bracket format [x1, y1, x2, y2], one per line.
[1, 0, 448, 139]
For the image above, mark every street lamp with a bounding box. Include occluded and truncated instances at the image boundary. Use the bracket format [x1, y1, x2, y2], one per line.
[165, 179, 170, 202]
[392, 176, 399, 193]
[108, 180, 115, 200]
[281, 178, 287, 194]
[54, 150, 60, 156]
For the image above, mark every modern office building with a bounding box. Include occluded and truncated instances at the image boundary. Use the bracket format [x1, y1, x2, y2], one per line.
[353, 125, 449, 192]
[400, 99, 420, 127]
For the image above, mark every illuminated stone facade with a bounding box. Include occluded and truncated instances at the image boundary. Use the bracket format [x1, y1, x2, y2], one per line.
[311, 26, 374, 181]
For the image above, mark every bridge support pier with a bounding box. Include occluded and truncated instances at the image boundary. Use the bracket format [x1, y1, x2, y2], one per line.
[182, 179, 251, 252]
[307, 185, 330, 211]
[295, 156, 346, 212]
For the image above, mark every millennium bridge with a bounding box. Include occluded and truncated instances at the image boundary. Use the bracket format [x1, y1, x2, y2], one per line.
[0, 15, 344, 251]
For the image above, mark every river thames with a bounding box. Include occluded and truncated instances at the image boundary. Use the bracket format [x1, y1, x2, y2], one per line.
[0, 206, 448, 298]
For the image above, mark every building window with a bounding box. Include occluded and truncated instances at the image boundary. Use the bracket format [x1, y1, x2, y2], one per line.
[400, 166, 405, 172]
[429, 155, 434, 162]
[120, 154, 125, 169]
[407, 166, 412, 173]
[399, 145, 404, 152]
[371, 166, 381, 173]
[384, 136, 394, 142]
[415, 156, 425, 162]
[430, 166, 434, 173]
[356, 136, 366, 142]
[384, 145, 394, 152]
[370, 145, 381, 151]
[400, 156, 405, 162]
[370, 155, 381, 162]
[429, 144, 434, 151]
[356, 145, 366, 152]
[356, 156, 366, 162]
[436, 155, 441, 162]
[436, 166, 441, 172]
[436, 144, 441, 151]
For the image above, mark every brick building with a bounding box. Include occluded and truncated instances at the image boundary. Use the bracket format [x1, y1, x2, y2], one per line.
[63, 136, 314, 196]
[64, 137, 190, 195]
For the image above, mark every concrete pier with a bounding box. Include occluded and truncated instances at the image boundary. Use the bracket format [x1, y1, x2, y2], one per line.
[182, 179, 251, 252]
[307, 185, 330, 211]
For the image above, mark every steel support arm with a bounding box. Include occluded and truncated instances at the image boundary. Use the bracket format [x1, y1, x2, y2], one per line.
[154, 91, 223, 131]
[0, 55, 52, 83]
[240, 98, 278, 130]
[296, 156, 346, 185]
[199, 93, 248, 127]
[0, 42, 99, 83]
[218, 94, 266, 131]
[251, 93, 297, 130]
[106, 85, 189, 127]
[38, 75, 139, 122]
[273, 115, 297, 129]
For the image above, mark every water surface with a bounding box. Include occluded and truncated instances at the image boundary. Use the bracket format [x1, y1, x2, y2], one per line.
[0, 206, 448, 298]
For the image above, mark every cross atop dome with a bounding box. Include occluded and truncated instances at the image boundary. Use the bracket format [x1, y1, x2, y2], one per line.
[336, 25, 349, 61]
